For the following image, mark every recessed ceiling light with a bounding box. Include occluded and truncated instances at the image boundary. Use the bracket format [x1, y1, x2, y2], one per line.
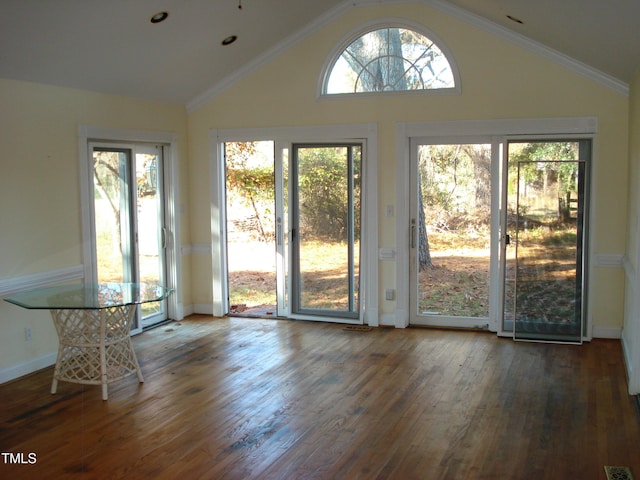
[150, 11, 169, 24]
[222, 35, 238, 46]
[506, 14, 524, 25]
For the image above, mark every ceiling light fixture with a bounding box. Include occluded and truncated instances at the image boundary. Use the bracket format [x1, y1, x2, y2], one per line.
[150, 11, 169, 24]
[506, 14, 524, 25]
[221, 35, 238, 46]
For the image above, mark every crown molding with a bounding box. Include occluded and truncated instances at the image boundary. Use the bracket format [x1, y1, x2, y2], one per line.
[420, 0, 628, 95]
[186, 0, 628, 111]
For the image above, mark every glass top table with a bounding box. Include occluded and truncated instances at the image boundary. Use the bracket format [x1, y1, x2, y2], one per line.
[4, 282, 174, 400]
[4, 282, 173, 310]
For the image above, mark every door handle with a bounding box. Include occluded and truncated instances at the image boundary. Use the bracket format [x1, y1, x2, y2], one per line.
[505, 234, 511, 245]
[276, 217, 283, 246]
[410, 219, 416, 249]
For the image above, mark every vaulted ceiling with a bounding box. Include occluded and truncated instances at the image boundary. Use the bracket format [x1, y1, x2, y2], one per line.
[1, 0, 638, 107]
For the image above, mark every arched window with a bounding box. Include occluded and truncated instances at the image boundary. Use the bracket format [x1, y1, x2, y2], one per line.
[322, 23, 459, 96]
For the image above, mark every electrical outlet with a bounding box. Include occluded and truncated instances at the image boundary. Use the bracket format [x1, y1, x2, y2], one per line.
[25, 327, 32, 342]
[385, 289, 395, 301]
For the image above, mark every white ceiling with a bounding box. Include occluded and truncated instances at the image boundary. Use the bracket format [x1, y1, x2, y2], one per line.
[1, 0, 638, 107]
[444, 0, 640, 85]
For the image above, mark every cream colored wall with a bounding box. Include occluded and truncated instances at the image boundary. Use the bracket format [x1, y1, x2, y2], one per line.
[0, 78, 190, 375]
[189, 2, 629, 331]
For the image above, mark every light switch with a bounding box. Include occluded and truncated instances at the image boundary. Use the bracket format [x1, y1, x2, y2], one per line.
[385, 205, 394, 217]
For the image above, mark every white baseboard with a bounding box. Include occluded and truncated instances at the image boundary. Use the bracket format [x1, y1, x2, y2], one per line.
[0, 352, 57, 384]
[592, 326, 622, 339]
[364, 307, 379, 327]
[378, 313, 397, 327]
[620, 332, 639, 394]
[192, 304, 214, 315]
[180, 304, 194, 317]
[172, 302, 188, 320]
[621, 332, 633, 373]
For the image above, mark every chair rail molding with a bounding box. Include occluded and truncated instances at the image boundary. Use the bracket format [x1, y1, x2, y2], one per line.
[0, 265, 84, 297]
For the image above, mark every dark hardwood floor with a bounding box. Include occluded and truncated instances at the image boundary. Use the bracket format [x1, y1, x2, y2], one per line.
[1, 315, 639, 479]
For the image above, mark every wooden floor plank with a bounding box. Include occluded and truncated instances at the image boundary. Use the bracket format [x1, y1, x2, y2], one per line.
[1, 315, 639, 479]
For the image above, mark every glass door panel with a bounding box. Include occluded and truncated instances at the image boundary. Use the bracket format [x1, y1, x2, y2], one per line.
[275, 144, 290, 317]
[135, 146, 167, 327]
[411, 143, 492, 328]
[93, 148, 134, 284]
[505, 141, 588, 343]
[92, 144, 169, 329]
[291, 144, 361, 318]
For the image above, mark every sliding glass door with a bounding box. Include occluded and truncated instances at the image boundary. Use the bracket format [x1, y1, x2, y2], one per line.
[503, 140, 589, 343]
[408, 136, 589, 341]
[222, 141, 362, 321]
[91, 143, 169, 329]
[291, 144, 361, 318]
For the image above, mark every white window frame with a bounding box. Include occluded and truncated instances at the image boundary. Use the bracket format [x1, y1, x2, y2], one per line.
[318, 18, 462, 99]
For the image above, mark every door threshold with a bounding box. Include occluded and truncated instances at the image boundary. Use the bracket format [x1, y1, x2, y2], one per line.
[229, 304, 278, 318]
[142, 318, 174, 331]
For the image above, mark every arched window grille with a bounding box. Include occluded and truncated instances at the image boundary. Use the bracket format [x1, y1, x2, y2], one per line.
[322, 24, 458, 95]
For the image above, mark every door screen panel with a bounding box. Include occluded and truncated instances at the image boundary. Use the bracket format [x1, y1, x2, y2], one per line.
[504, 141, 588, 343]
[135, 148, 166, 326]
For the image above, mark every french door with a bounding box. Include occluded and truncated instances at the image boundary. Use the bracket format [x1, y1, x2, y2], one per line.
[502, 140, 590, 343]
[223, 141, 362, 322]
[90, 143, 169, 329]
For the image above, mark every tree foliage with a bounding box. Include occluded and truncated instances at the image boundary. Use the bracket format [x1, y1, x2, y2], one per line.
[93, 151, 125, 253]
[509, 142, 579, 196]
[296, 146, 361, 242]
[336, 27, 453, 93]
[225, 143, 361, 243]
[225, 142, 275, 241]
[508, 142, 580, 223]
[420, 144, 491, 230]
[344, 28, 408, 92]
[417, 144, 492, 270]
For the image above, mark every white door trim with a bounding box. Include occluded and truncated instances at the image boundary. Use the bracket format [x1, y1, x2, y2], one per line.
[396, 117, 597, 330]
[77, 125, 182, 327]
